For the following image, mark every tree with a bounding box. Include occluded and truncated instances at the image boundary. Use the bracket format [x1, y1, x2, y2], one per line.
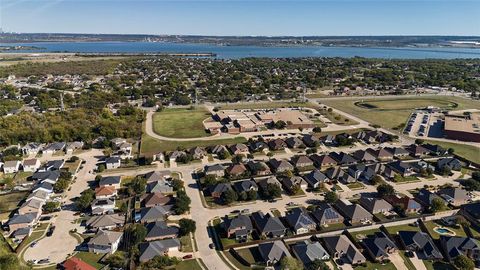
[127, 176, 147, 196]
[370, 175, 382, 185]
[141, 255, 179, 269]
[179, 218, 196, 236]
[217, 150, 231, 160]
[313, 127, 322, 133]
[174, 190, 191, 214]
[280, 257, 303, 270]
[54, 178, 70, 193]
[266, 152, 274, 158]
[324, 191, 338, 204]
[377, 183, 395, 198]
[430, 197, 446, 213]
[105, 252, 125, 268]
[274, 120, 287, 129]
[453, 255, 475, 270]
[265, 183, 282, 199]
[127, 224, 147, 245]
[76, 189, 95, 211]
[246, 189, 257, 201]
[415, 139, 424, 145]
[43, 201, 59, 213]
[472, 171, 480, 181]
[0, 254, 20, 270]
[171, 179, 184, 191]
[203, 174, 217, 187]
[441, 165, 452, 176]
[306, 259, 329, 270]
[222, 189, 238, 204]
[231, 154, 243, 164]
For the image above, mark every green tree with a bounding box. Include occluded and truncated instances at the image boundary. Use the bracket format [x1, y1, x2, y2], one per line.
[141, 255, 179, 269]
[43, 201, 59, 213]
[179, 218, 196, 236]
[324, 191, 338, 204]
[222, 189, 238, 204]
[105, 252, 126, 268]
[453, 255, 475, 270]
[377, 183, 395, 198]
[76, 189, 95, 212]
[127, 224, 147, 245]
[306, 259, 329, 270]
[265, 183, 282, 199]
[280, 257, 302, 270]
[203, 174, 218, 187]
[0, 254, 20, 270]
[430, 197, 446, 213]
[174, 190, 191, 214]
[54, 178, 70, 193]
[246, 189, 257, 201]
[171, 179, 184, 191]
[274, 120, 287, 129]
[127, 176, 147, 196]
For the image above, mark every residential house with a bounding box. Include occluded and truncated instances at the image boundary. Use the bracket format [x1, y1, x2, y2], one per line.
[86, 214, 125, 231]
[31, 171, 60, 184]
[281, 176, 308, 193]
[258, 241, 291, 265]
[22, 159, 40, 172]
[87, 230, 123, 254]
[42, 142, 66, 155]
[169, 151, 186, 161]
[26, 190, 51, 203]
[384, 195, 423, 214]
[38, 159, 65, 172]
[423, 144, 448, 156]
[249, 141, 269, 152]
[147, 180, 173, 193]
[18, 198, 44, 215]
[437, 158, 463, 171]
[407, 144, 432, 157]
[385, 147, 410, 158]
[285, 137, 305, 149]
[321, 134, 336, 146]
[229, 143, 250, 156]
[3, 160, 21, 174]
[290, 155, 314, 169]
[398, 231, 443, 260]
[269, 159, 294, 173]
[138, 239, 181, 262]
[144, 171, 171, 183]
[285, 208, 316, 234]
[11, 227, 32, 242]
[32, 182, 54, 194]
[292, 240, 330, 266]
[310, 154, 337, 168]
[210, 183, 233, 199]
[189, 147, 207, 160]
[440, 236, 480, 263]
[99, 176, 121, 189]
[62, 257, 96, 270]
[323, 235, 367, 265]
[104, 157, 121, 169]
[335, 199, 373, 224]
[138, 205, 172, 223]
[438, 188, 469, 207]
[145, 221, 179, 241]
[7, 213, 39, 231]
[65, 141, 84, 154]
[251, 211, 286, 238]
[91, 198, 115, 215]
[388, 160, 415, 177]
[226, 163, 248, 177]
[246, 161, 271, 176]
[339, 172, 357, 184]
[303, 169, 328, 189]
[352, 150, 377, 163]
[368, 148, 394, 161]
[211, 145, 229, 156]
[204, 164, 226, 178]
[268, 139, 287, 151]
[329, 152, 357, 165]
[22, 143, 44, 156]
[95, 186, 117, 199]
[415, 188, 446, 208]
[362, 232, 398, 262]
[311, 203, 345, 226]
[233, 180, 258, 194]
[223, 214, 253, 241]
[324, 166, 344, 181]
[302, 134, 321, 147]
[141, 193, 172, 208]
[359, 197, 393, 214]
[255, 176, 282, 192]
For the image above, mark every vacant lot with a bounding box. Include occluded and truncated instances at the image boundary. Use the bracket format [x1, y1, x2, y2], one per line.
[0, 191, 28, 220]
[152, 108, 212, 138]
[322, 96, 480, 129]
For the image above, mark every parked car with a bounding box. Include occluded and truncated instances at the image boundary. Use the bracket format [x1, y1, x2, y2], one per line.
[182, 254, 193, 259]
[46, 226, 56, 237]
[30, 241, 38, 248]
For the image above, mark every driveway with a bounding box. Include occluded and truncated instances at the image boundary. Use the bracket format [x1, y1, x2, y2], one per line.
[23, 149, 102, 264]
[389, 253, 409, 270]
[409, 253, 427, 270]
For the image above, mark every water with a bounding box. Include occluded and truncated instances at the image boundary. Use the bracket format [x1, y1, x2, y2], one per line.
[2, 41, 480, 59]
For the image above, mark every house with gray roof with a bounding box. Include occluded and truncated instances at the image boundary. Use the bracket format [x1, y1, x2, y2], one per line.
[398, 231, 443, 260]
[323, 235, 366, 265]
[335, 199, 373, 224]
[255, 176, 282, 192]
[359, 197, 393, 214]
[385, 147, 410, 158]
[146, 180, 173, 194]
[388, 160, 415, 177]
[31, 170, 60, 184]
[233, 180, 258, 194]
[251, 211, 286, 238]
[362, 232, 398, 262]
[303, 169, 328, 189]
[32, 181, 54, 194]
[104, 156, 121, 169]
[138, 205, 172, 223]
[285, 208, 316, 234]
[144, 171, 171, 183]
[223, 214, 253, 241]
[292, 240, 330, 266]
[268, 159, 294, 173]
[281, 176, 307, 194]
[204, 164, 225, 178]
[38, 159, 65, 172]
[310, 154, 337, 168]
[438, 187, 469, 207]
[440, 236, 480, 263]
[98, 176, 121, 189]
[145, 221, 179, 241]
[290, 155, 314, 169]
[86, 214, 125, 231]
[312, 203, 345, 226]
[246, 161, 271, 176]
[7, 212, 39, 231]
[437, 158, 463, 171]
[258, 241, 291, 265]
[138, 239, 180, 262]
[91, 198, 115, 215]
[189, 146, 207, 159]
[415, 188, 446, 208]
[87, 230, 123, 254]
[329, 152, 357, 165]
[42, 142, 66, 155]
[210, 182, 233, 199]
[2, 160, 21, 174]
[352, 150, 377, 163]
[285, 137, 305, 149]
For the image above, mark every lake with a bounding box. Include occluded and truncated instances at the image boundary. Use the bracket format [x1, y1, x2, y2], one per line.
[2, 41, 480, 59]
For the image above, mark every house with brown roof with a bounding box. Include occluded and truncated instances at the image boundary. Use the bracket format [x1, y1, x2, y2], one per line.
[310, 154, 337, 168]
[384, 195, 423, 214]
[407, 144, 432, 157]
[368, 148, 394, 161]
[268, 139, 287, 151]
[269, 159, 294, 173]
[246, 161, 271, 176]
[229, 143, 250, 155]
[95, 186, 117, 199]
[63, 257, 96, 270]
[22, 159, 41, 172]
[290, 155, 314, 169]
[226, 163, 248, 177]
[141, 193, 173, 208]
[18, 198, 44, 215]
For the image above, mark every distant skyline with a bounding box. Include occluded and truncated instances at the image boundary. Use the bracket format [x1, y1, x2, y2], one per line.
[1, 0, 479, 36]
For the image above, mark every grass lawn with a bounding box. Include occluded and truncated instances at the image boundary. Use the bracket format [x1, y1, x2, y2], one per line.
[399, 251, 416, 270]
[140, 133, 246, 154]
[350, 228, 381, 240]
[423, 220, 468, 239]
[321, 222, 346, 231]
[424, 140, 480, 164]
[152, 107, 212, 138]
[346, 182, 365, 190]
[354, 261, 397, 270]
[423, 260, 455, 270]
[63, 159, 82, 174]
[175, 259, 204, 270]
[235, 247, 263, 265]
[180, 235, 194, 252]
[385, 223, 421, 235]
[223, 250, 251, 270]
[393, 175, 420, 183]
[321, 96, 479, 130]
[74, 252, 106, 269]
[0, 191, 28, 219]
[270, 208, 282, 217]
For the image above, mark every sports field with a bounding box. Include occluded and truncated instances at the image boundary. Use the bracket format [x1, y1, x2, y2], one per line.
[322, 96, 479, 129]
[152, 107, 211, 138]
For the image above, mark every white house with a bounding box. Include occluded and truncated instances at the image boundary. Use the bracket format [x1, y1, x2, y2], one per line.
[3, 160, 21, 174]
[87, 230, 123, 254]
[22, 159, 41, 172]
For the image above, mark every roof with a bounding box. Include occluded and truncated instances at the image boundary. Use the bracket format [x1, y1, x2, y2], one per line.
[86, 214, 125, 229]
[329, 152, 357, 164]
[292, 240, 329, 264]
[63, 257, 96, 270]
[323, 235, 366, 263]
[140, 205, 172, 222]
[145, 221, 179, 239]
[359, 197, 393, 213]
[310, 154, 337, 166]
[3, 160, 20, 168]
[142, 193, 172, 206]
[312, 203, 344, 223]
[258, 241, 291, 263]
[105, 156, 121, 164]
[8, 213, 37, 225]
[398, 231, 443, 259]
[285, 208, 316, 231]
[224, 214, 253, 231]
[144, 171, 171, 182]
[233, 180, 258, 193]
[362, 232, 397, 258]
[438, 187, 469, 203]
[303, 169, 328, 186]
[440, 236, 480, 259]
[31, 171, 60, 182]
[444, 113, 480, 135]
[99, 176, 121, 186]
[88, 230, 123, 246]
[251, 211, 286, 234]
[22, 159, 39, 166]
[139, 239, 181, 262]
[205, 164, 225, 173]
[95, 186, 117, 196]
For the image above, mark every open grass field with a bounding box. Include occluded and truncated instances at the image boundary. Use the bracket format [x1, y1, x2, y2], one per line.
[140, 133, 247, 154]
[217, 101, 317, 110]
[175, 259, 204, 270]
[321, 96, 480, 129]
[423, 220, 468, 239]
[152, 108, 212, 138]
[424, 139, 480, 164]
[385, 223, 421, 235]
[0, 191, 28, 220]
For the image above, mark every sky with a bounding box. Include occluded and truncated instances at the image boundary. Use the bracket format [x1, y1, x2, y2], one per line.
[1, 0, 479, 36]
